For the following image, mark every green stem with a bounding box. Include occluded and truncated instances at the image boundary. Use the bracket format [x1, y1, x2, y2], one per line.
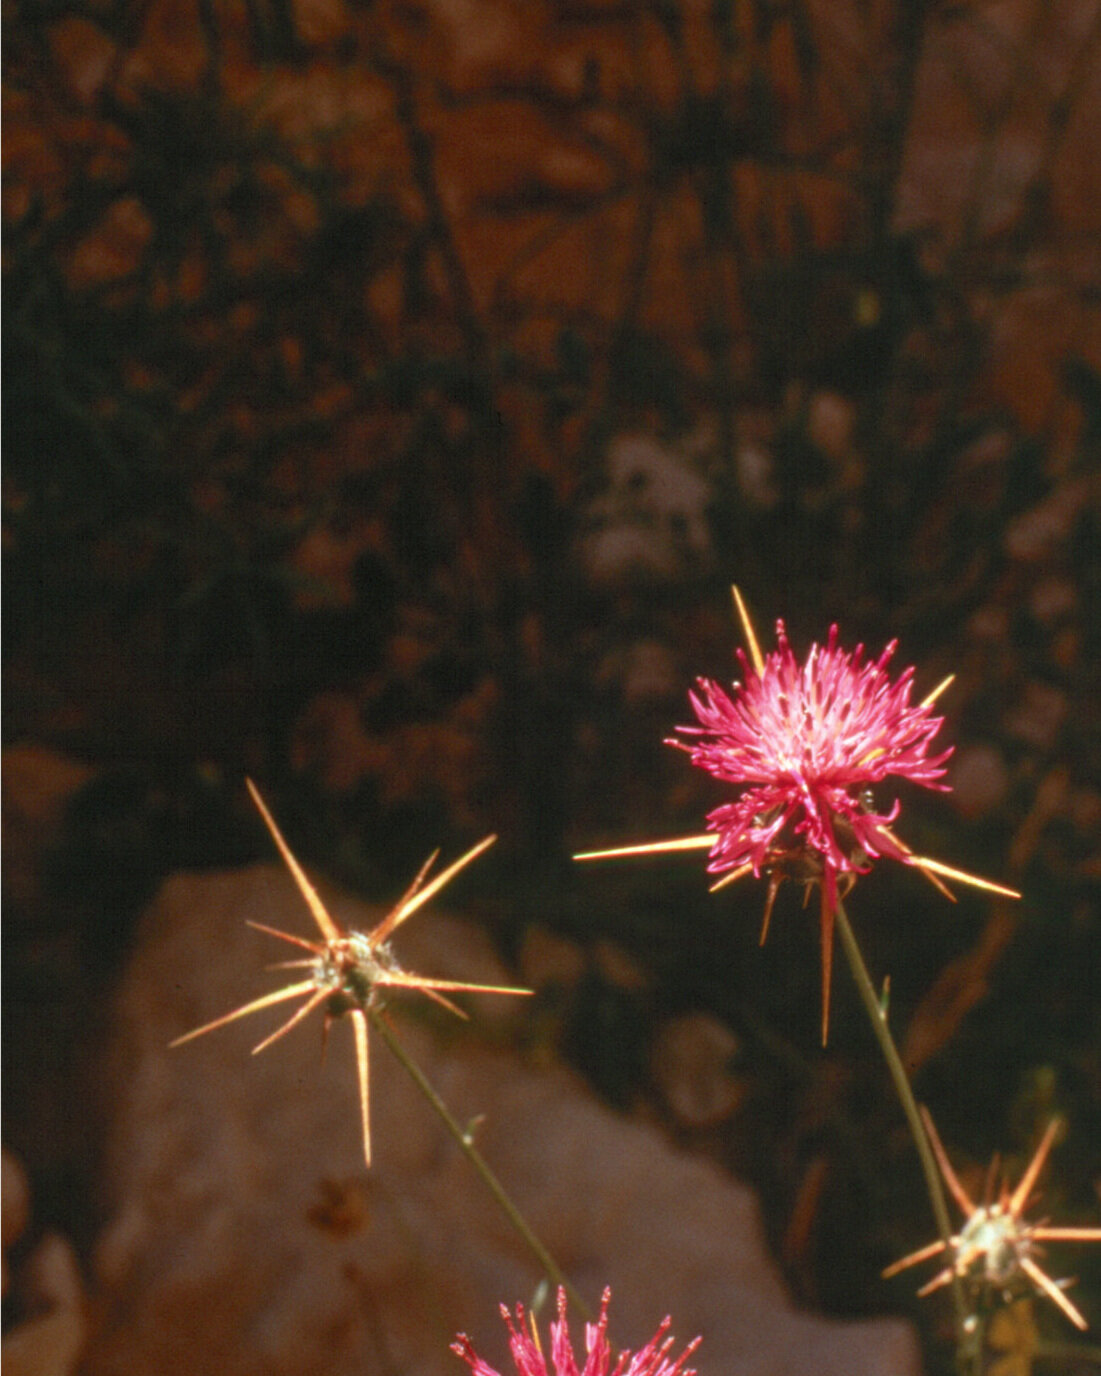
[370, 1008, 591, 1320]
[833, 897, 981, 1375]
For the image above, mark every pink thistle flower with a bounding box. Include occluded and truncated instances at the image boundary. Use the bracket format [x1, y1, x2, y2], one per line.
[576, 588, 1020, 1042]
[452, 1287, 701, 1376]
[671, 619, 952, 901]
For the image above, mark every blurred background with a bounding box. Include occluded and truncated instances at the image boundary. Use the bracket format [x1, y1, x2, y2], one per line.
[4, 1, 1101, 1370]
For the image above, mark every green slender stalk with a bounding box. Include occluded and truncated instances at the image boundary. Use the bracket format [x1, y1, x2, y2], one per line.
[833, 897, 982, 1375]
[370, 1008, 590, 1320]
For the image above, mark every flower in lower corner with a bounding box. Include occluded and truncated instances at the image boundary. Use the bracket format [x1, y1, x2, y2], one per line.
[884, 1109, 1101, 1330]
[452, 1287, 701, 1376]
[171, 779, 532, 1167]
[576, 588, 1020, 1042]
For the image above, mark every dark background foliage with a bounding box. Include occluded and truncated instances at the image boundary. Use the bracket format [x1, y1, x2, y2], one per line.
[4, 1, 1101, 1368]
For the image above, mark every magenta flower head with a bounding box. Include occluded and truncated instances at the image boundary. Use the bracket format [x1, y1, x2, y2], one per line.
[672, 619, 952, 901]
[452, 1287, 701, 1376]
[575, 588, 1019, 1042]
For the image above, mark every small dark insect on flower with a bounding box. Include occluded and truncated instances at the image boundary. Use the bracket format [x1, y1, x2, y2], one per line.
[884, 1109, 1101, 1330]
[452, 1286, 701, 1376]
[576, 587, 1020, 1042]
[171, 780, 532, 1167]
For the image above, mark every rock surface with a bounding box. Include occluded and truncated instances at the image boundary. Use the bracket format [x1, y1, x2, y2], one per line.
[88, 865, 921, 1376]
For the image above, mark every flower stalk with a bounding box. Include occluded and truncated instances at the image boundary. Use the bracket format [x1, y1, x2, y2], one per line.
[371, 1010, 589, 1320]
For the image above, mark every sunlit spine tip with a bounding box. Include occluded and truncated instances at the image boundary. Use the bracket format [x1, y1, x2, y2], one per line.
[732, 585, 765, 676]
[921, 674, 956, 709]
[573, 835, 716, 861]
[908, 855, 1022, 899]
[708, 861, 753, 893]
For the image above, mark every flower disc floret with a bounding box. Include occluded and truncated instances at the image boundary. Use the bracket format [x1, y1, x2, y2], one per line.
[672, 620, 952, 889]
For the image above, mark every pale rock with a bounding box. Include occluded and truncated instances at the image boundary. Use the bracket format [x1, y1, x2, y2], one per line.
[88, 866, 921, 1376]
